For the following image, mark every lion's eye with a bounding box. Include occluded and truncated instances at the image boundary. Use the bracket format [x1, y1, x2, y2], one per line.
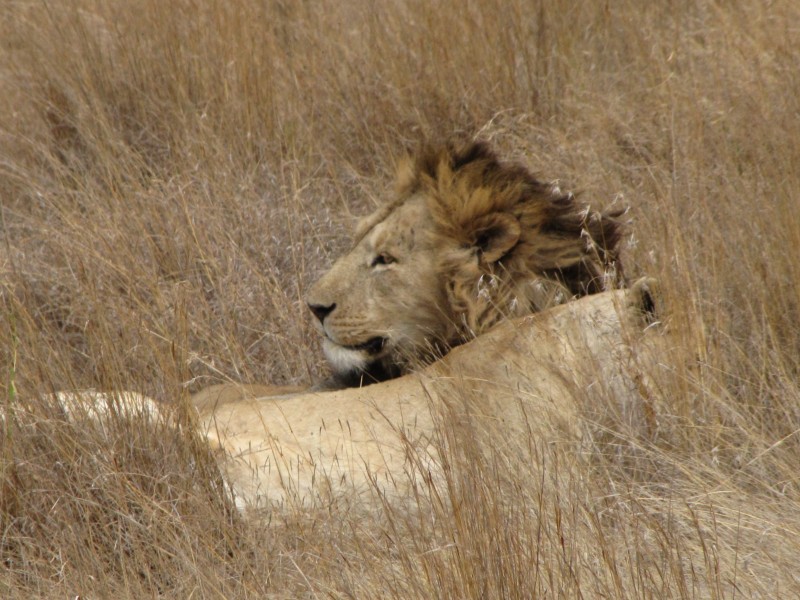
[371, 253, 396, 267]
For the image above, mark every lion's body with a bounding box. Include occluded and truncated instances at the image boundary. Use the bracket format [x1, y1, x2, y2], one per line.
[305, 142, 624, 387]
[194, 285, 662, 507]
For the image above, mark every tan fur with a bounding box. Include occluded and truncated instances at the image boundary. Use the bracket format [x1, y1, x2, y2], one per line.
[190, 383, 304, 414]
[195, 284, 663, 509]
[305, 141, 626, 386]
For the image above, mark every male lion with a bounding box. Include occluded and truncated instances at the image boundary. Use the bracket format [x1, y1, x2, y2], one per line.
[305, 141, 625, 388]
[179, 142, 654, 509]
[43, 142, 661, 510]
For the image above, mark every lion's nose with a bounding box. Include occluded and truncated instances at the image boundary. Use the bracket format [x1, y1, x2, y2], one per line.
[308, 302, 336, 325]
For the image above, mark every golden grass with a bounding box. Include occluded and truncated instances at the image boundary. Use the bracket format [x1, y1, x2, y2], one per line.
[1, 0, 799, 597]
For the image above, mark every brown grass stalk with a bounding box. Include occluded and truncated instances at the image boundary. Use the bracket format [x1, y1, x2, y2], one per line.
[2, 0, 799, 596]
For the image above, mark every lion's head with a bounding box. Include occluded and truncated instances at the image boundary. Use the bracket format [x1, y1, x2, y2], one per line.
[305, 142, 625, 387]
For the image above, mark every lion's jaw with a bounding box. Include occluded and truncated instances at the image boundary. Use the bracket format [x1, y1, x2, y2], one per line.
[305, 196, 458, 384]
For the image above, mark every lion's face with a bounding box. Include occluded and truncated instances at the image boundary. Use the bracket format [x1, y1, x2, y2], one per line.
[305, 142, 624, 386]
[305, 195, 462, 384]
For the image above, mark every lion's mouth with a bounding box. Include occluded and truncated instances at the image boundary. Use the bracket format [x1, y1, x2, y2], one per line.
[343, 336, 386, 355]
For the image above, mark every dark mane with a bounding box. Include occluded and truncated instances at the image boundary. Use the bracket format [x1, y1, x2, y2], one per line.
[404, 140, 626, 297]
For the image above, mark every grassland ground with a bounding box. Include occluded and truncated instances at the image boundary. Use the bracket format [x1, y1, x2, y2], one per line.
[1, 0, 799, 597]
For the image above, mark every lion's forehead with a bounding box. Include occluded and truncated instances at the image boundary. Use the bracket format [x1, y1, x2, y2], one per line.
[364, 195, 436, 250]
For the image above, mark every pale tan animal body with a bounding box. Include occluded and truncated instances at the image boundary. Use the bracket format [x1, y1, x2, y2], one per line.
[193, 285, 659, 509]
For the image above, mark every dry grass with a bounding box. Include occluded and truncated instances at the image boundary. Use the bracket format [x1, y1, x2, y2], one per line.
[1, 0, 799, 597]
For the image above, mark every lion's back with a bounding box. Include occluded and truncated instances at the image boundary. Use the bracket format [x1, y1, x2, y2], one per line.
[191, 383, 305, 415]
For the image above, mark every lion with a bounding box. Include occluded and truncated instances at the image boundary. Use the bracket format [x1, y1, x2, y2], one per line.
[40, 141, 662, 510]
[304, 141, 625, 388]
[173, 141, 649, 508]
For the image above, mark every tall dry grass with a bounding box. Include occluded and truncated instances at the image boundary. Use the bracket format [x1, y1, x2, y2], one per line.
[1, 0, 799, 597]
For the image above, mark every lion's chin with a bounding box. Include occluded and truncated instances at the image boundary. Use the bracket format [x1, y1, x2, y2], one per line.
[321, 338, 401, 386]
[322, 339, 374, 374]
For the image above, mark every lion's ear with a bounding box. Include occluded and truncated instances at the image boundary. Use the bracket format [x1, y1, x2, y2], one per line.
[471, 212, 521, 263]
[393, 155, 417, 195]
